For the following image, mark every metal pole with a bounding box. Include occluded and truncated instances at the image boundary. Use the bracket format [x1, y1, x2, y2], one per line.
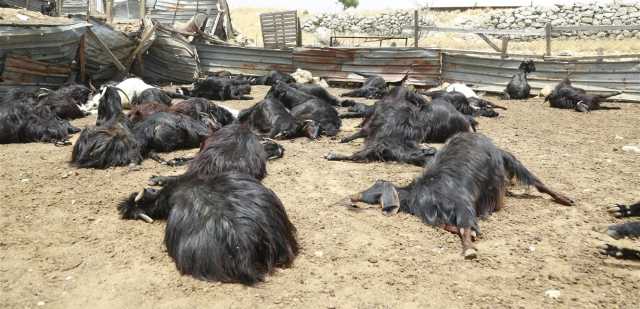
[414, 10, 419, 48]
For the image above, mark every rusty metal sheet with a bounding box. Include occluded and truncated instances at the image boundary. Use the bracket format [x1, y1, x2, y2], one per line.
[82, 17, 136, 82]
[146, 0, 232, 39]
[0, 22, 89, 95]
[293, 47, 441, 86]
[195, 43, 294, 76]
[4, 0, 48, 12]
[442, 53, 640, 94]
[141, 22, 200, 84]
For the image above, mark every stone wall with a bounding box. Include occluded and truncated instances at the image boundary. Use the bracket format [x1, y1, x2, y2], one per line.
[484, 3, 640, 40]
[302, 10, 434, 36]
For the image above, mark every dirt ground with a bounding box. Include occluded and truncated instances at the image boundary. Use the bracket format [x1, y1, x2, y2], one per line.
[1, 86, 639, 308]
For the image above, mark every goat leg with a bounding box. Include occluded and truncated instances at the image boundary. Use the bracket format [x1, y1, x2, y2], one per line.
[459, 228, 478, 260]
[599, 243, 640, 261]
[532, 180, 574, 206]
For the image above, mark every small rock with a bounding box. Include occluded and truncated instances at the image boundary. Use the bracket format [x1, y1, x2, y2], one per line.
[314, 251, 324, 257]
[529, 246, 536, 252]
[37, 301, 45, 306]
[622, 144, 640, 154]
[615, 135, 624, 140]
[544, 289, 561, 299]
[368, 257, 378, 263]
[20, 178, 30, 183]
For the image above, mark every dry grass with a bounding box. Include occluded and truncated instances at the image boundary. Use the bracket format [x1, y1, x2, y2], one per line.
[230, 7, 640, 55]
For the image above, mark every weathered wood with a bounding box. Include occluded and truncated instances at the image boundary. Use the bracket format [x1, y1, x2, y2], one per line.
[501, 38, 509, 59]
[86, 28, 127, 72]
[545, 23, 552, 56]
[139, 0, 146, 19]
[79, 34, 86, 82]
[414, 26, 544, 36]
[476, 33, 501, 53]
[414, 10, 419, 48]
[552, 25, 640, 32]
[125, 23, 157, 69]
[106, 0, 113, 23]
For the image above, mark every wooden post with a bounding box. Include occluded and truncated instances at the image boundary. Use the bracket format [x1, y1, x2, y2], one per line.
[106, 0, 113, 23]
[545, 23, 552, 56]
[501, 38, 509, 58]
[414, 10, 419, 47]
[139, 0, 146, 19]
[79, 34, 86, 82]
[57, 0, 64, 17]
[25, 0, 31, 10]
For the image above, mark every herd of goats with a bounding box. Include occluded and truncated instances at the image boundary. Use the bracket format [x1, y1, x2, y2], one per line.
[1, 60, 638, 285]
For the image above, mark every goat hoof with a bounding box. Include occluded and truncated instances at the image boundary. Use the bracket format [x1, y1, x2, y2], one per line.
[463, 248, 478, 260]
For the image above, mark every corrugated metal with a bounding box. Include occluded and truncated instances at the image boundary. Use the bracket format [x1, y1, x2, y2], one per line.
[0, 22, 89, 96]
[4, 0, 48, 12]
[195, 44, 294, 75]
[61, 0, 89, 15]
[293, 47, 441, 86]
[442, 53, 640, 94]
[146, 0, 232, 39]
[142, 25, 200, 84]
[260, 11, 300, 50]
[84, 17, 136, 82]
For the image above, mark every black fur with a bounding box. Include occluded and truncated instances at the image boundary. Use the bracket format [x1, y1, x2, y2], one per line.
[133, 112, 210, 154]
[37, 84, 91, 119]
[0, 88, 78, 144]
[545, 78, 620, 112]
[131, 88, 173, 106]
[238, 98, 318, 139]
[190, 77, 252, 100]
[340, 75, 388, 99]
[290, 83, 356, 107]
[504, 60, 535, 100]
[327, 88, 436, 166]
[352, 132, 574, 256]
[71, 87, 143, 169]
[118, 172, 299, 285]
[423, 97, 477, 143]
[251, 70, 296, 86]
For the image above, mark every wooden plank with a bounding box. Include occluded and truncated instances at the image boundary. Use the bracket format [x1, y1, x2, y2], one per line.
[86, 27, 127, 72]
[552, 25, 640, 32]
[125, 23, 157, 70]
[417, 26, 544, 36]
[414, 10, 419, 48]
[79, 34, 86, 82]
[476, 33, 501, 53]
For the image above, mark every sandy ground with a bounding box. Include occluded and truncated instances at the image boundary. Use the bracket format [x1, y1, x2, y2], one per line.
[1, 86, 640, 308]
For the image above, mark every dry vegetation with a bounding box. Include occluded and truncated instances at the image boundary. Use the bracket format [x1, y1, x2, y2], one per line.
[230, 7, 640, 55]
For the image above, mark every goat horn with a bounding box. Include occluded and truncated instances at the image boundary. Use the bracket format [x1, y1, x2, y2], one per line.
[137, 213, 154, 223]
[134, 190, 145, 203]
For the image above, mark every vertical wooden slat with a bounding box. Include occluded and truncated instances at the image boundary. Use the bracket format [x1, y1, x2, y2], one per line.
[414, 10, 419, 48]
[545, 23, 552, 56]
[79, 34, 86, 82]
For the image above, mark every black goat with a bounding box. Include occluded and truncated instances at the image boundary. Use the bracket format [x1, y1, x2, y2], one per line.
[250, 70, 296, 86]
[238, 98, 320, 139]
[149, 123, 284, 184]
[340, 74, 388, 99]
[545, 78, 620, 112]
[350, 132, 574, 259]
[503, 60, 536, 100]
[290, 83, 356, 107]
[37, 84, 91, 120]
[71, 87, 143, 169]
[267, 82, 341, 137]
[422, 97, 477, 143]
[188, 77, 252, 100]
[327, 88, 436, 166]
[0, 88, 79, 145]
[130, 88, 173, 106]
[600, 201, 640, 260]
[133, 112, 212, 155]
[118, 172, 299, 285]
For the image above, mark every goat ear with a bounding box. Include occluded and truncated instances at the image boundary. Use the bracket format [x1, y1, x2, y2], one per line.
[380, 182, 400, 216]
